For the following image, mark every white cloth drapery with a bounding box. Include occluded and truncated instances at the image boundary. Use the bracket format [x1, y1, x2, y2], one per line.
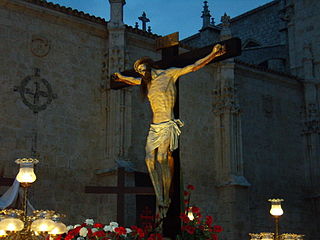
[0, 178, 20, 209]
[145, 119, 184, 154]
[0, 178, 35, 212]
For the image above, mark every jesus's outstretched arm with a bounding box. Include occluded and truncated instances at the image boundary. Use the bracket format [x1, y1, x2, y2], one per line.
[173, 43, 226, 79]
[113, 72, 142, 85]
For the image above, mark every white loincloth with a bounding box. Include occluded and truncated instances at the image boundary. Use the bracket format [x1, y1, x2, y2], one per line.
[145, 119, 184, 154]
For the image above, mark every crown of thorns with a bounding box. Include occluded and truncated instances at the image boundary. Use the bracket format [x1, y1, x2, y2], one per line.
[134, 57, 153, 72]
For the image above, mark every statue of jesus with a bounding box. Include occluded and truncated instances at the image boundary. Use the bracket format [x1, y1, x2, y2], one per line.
[113, 43, 226, 218]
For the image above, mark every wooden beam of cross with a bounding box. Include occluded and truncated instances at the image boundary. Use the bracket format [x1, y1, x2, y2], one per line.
[85, 168, 154, 226]
[110, 36, 241, 89]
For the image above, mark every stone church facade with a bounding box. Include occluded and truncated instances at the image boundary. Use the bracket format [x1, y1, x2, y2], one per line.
[0, 0, 319, 240]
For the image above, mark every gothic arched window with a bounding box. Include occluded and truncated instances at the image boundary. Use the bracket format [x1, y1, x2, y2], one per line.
[243, 39, 261, 49]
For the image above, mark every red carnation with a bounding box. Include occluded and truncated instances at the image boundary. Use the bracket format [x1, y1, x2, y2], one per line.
[131, 226, 145, 238]
[187, 184, 195, 190]
[114, 226, 127, 235]
[211, 233, 218, 240]
[131, 225, 138, 231]
[65, 235, 74, 240]
[184, 190, 190, 196]
[179, 213, 190, 223]
[191, 206, 200, 214]
[87, 228, 93, 237]
[93, 223, 104, 228]
[206, 216, 213, 226]
[137, 228, 145, 238]
[93, 230, 106, 237]
[213, 225, 223, 233]
[148, 233, 163, 240]
[71, 226, 81, 235]
[185, 225, 196, 235]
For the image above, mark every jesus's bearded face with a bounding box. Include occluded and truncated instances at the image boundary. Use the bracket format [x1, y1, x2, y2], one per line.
[136, 64, 147, 76]
[138, 63, 152, 99]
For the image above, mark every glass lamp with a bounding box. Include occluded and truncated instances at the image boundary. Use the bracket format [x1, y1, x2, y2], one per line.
[187, 211, 194, 221]
[187, 210, 194, 221]
[0, 217, 24, 232]
[268, 199, 284, 240]
[49, 222, 67, 235]
[0, 229, 7, 237]
[269, 199, 284, 217]
[15, 158, 39, 185]
[31, 218, 56, 233]
[0, 159, 67, 240]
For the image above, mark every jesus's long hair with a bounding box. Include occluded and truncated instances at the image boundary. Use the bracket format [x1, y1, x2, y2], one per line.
[135, 57, 158, 99]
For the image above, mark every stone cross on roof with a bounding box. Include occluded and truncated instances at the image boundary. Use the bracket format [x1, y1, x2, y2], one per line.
[221, 12, 231, 26]
[138, 11, 150, 31]
[220, 13, 232, 40]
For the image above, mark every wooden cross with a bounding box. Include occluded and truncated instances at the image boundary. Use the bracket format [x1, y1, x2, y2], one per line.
[109, 33, 241, 237]
[110, 36, 241, 90]
[85, 167, 154, 226]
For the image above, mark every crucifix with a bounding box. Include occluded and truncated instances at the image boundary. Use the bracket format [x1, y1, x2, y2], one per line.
[138, 12, 150, 31]
[111, 33, 241, 236]
[85, 167, 155, 226]
[111, 36, 241, 90]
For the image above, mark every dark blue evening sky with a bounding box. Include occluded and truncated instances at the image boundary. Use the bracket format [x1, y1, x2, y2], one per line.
[48, 0, 271, 39]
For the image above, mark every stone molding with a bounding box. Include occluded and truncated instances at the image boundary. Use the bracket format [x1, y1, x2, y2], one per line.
[213, 61, 250, 187]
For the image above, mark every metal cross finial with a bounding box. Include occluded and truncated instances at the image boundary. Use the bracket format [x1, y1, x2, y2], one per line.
[138, 11, 150, 31]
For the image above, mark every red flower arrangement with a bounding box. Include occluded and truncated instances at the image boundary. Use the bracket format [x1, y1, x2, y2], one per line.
[52, 219, 159, 240]
[53, 185, 222, 240]
[178, 185, 223, 240]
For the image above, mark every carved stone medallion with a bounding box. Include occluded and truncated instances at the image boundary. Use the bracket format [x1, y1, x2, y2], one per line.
[14, 69, 57, 113]
[30, 36, 50, 57]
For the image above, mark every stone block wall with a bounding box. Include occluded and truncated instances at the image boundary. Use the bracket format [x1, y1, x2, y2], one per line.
[0, 0, 111, 224]
[179, 60, 314, 239]
[0, 0, 161, 226]
[288, 0, 320, 78]
[236, 64, 316, 238]
[182, 29, 220, 49]
[179, 64, 220, 226]
[231, 2, 281, 48]
[240, 45, 288, 68]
